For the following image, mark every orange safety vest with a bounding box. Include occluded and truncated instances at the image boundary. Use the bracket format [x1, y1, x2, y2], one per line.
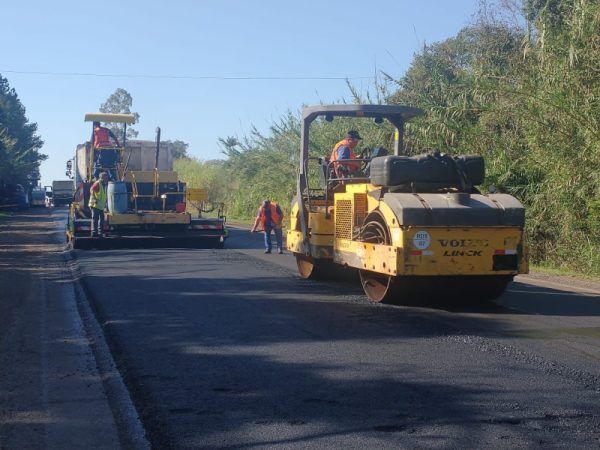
[259, 203, 282, 230]
[330, 139, 360, 173]
[94, 127, 111, 148]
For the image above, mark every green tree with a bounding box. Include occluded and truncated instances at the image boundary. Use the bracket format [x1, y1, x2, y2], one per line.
[0, 74, 45, 189]
[386, 0, 599, 274]
[99, 88, 140, 139]
[174, 158, 230, 205]
[166, 140, 189, 159]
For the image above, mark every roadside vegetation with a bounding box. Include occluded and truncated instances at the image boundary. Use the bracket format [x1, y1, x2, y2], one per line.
[0, 75, 45, 193]
[176, 0, 599, 276]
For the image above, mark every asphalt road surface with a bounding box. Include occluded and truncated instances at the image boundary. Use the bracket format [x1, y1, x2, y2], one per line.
[65, 211, 600, 448]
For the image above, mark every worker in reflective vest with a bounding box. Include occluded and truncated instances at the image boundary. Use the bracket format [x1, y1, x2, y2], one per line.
[88, 172, 108, 238]
[251, 199, 284, 254]
[329, 130, 362, 178]
[93, 121, 120, 148]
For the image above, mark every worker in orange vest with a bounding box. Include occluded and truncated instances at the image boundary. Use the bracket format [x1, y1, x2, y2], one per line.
[329, 130, 362, 178]
[251, 199, 284, 254]
[93, 121, 120, 148]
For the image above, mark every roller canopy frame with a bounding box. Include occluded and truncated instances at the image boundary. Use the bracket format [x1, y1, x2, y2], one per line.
[300, 104, 424, 172]
[301, 104, 424, 122]
[84, 113, 136, 124]
[296, 104, 424, 256]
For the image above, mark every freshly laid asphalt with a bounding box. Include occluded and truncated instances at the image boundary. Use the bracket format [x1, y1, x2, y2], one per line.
[70, 217, 600, 448]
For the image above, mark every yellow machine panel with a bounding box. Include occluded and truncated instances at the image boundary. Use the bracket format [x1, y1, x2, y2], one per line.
[287, 230, 304, 254]
[402, 226, 523, 275]
[309, 211, 334, 235]
[287, 201, 334, 257]
[335, 239, 399, 275]
[334, 192, 368, 240]
[124, 171, 179, 183]
[186, 188, 208, 201]
[334, 226, 524, 276]
[108, 212, 191, 225]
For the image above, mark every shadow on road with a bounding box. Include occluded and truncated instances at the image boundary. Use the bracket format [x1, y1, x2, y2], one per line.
[72, 247, 600, 447]
[224, 227, 266, 250]
[495, 281, 600, 316]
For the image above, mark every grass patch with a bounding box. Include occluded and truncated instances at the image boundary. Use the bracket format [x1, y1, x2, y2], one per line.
[530, 263, 600, 282]
[225, 217, 255, 228]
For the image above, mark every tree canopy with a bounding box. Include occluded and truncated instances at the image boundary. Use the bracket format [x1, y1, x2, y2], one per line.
[99, 88, 140, 139]
[0, 74, 45, 189]
[99, 89, 192, 159]
[166, 140, 189, 159]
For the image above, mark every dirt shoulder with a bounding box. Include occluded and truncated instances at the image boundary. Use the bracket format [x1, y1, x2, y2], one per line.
[0, 208, 122, 449]
[516, 271, 600, 295]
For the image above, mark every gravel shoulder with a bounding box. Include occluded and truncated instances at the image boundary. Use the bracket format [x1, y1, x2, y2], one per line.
[0, 208, 123, 449]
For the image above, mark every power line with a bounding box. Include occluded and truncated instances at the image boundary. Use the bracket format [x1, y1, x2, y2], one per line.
[0, 69, 374, 81]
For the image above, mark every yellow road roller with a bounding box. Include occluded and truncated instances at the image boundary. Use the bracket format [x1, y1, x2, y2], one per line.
[287, 105, 528, 303]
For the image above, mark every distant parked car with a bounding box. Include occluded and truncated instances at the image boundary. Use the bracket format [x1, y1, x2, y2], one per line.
[31, 187, 46, 207]
[0, 184, 29, 210]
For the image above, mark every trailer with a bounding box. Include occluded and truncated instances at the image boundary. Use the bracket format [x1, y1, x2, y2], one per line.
[51, 180, 74, 207]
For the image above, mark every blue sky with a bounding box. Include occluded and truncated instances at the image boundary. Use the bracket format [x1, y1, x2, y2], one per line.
[1, 0, 481, 185]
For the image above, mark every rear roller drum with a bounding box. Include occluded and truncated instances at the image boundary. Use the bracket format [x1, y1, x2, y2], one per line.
[361, 273, 512, 305]
[295, 253, 332, 281]
[359, 212, 399, 303]
[359, 270, 399, 303]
